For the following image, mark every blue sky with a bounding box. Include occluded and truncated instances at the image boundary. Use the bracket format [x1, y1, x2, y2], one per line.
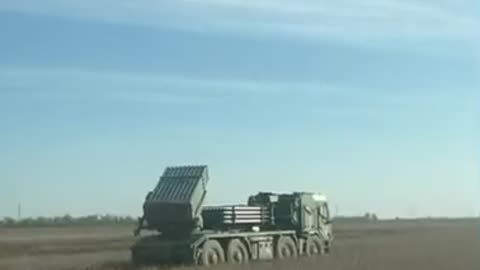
[1, 0, 479, 218]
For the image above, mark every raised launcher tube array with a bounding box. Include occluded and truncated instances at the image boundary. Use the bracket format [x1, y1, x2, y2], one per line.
[135, 165, 209, 236]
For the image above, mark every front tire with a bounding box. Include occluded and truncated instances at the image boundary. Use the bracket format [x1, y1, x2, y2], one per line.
[305, 235, 324, 256]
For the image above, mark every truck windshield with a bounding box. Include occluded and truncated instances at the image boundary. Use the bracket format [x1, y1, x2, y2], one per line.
[320, 204, 330, 221]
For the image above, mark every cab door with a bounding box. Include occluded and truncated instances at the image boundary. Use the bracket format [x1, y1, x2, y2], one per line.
[317, 203, 332, 240]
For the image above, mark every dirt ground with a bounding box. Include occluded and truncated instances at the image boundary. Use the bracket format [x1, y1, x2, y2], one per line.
[0, 219, 479, 270]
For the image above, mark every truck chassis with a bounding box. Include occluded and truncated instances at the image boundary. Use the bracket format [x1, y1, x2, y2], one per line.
[132, 229, 329, 266]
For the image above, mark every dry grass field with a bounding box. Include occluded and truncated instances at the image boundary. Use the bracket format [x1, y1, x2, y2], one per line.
[0, 219, 479, 270]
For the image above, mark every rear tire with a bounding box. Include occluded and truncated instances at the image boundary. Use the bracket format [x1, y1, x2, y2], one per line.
[305, 235, 324, 256]
[276, 236, 298, 259]
[199, 240, 225, 266]
[227, 239, 249, 264]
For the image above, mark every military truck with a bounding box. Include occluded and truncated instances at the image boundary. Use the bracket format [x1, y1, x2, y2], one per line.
[131, 165, 333, 266]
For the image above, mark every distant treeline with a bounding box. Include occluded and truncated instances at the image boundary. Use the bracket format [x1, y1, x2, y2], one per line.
[0, 214, 137, 227]
[1, 213, 378, 227]
[333, 212, 379, 222]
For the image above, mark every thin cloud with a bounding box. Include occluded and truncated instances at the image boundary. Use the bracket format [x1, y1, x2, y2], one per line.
[0, 66, 340, 97]
[0, 67, 473, 109]
[1, 0, 478, 47]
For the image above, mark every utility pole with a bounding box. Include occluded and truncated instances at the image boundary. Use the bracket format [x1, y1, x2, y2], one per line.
[17, 203, 22, 220]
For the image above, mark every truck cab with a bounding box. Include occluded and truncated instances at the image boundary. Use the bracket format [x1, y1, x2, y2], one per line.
[248, 192, 333, 247]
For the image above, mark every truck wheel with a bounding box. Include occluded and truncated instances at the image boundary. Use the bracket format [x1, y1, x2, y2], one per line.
[227, 239, 249, 263]
[276, 236, 298, 259]
[200, 240, 225, 266]
[305, 235, 324, 256]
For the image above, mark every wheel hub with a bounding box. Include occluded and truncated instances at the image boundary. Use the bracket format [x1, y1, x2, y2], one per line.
[208, 253, 218, 265]
[233, 251, 243, 262]
[282, 247, 291, 257]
